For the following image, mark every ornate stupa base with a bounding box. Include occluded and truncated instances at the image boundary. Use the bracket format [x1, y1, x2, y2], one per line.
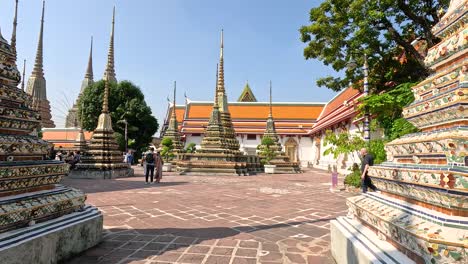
[69, 166, 134, 179]
[0, 205, 102, 264]
[341, 192, 467, 263]
[266, 155, 301, 174]
[176, 153, 248, 176]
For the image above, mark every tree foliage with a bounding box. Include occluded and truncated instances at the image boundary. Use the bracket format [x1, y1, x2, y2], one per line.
[258, 137, 277, 165]
[300, 0, 449, 92]
[323, 130, 365, 162]
[184, 143, 197, 153]
[357, 82, 419, 140]
[160, 138, 175, 162]
[78, 80, 159, 154]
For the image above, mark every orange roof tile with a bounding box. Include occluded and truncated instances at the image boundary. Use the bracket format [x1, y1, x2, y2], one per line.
[42, 129, 93, 141]
[310, 87, 364, 134]
[186, 103, 324, 120]
[168, 106, 186, 123]
[319, 87, 362, 119]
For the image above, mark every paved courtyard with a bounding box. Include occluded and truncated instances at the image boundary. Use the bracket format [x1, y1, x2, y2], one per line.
[65, 168, 353, 264]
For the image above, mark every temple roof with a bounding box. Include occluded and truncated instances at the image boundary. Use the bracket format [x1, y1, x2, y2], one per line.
[237, 82, 257, 102]
[163, 101, 325, 135]
[309, 87, 364, 134]
[42, 128, 93, 148]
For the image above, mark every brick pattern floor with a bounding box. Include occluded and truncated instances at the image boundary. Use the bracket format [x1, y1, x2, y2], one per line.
[65, 167, 354, 264]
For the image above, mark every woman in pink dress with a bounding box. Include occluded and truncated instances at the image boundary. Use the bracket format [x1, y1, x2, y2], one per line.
[155, 151, 163, 183]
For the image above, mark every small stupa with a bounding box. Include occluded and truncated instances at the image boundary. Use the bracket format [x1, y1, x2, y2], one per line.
[176, 33, 248, 175]
[73, 107, 88, 153]
[0, 2, 102, 262]
[258, 82, 300, 173]
[25, 1, 55, 128]
[160, 81, 184, 153]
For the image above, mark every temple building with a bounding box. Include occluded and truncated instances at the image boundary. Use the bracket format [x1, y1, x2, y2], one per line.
[0, 2, 102, 262]
[25, 1, 55, 128]
[161, 91, 325, 168]
[309, 86, 366, 172]
[65, 37, 94, 128]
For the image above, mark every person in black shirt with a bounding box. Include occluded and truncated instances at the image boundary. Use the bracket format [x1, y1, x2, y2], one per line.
[360, 148, 377, 193]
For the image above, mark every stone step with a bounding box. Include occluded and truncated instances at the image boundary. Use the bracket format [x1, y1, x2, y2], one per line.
[331, 216, 415, 264]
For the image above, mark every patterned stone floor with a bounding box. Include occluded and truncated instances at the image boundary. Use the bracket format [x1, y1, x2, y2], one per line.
[64, 167, 354, 264]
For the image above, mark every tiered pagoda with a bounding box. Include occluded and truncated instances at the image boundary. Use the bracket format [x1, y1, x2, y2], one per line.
[332, 1, 468, 263]
[0, 2, 102, 262]
[160, 81, 184, 153]
[65, 37, 94, 128]
[70, 8, 132, 179]
[176, 31, 249, 175]
[258, 82, 300, 173]
[25, 1, 55, 128]
[216, 31, 241, 154]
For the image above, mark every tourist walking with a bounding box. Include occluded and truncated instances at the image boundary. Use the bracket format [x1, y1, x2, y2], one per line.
[145, 148, 156, 184]
[360, 148, 377, 193]
[155, 151, 163, 183]
[141, 150, 149, 175]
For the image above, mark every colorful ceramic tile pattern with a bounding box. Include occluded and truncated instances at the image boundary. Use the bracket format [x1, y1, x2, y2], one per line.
[347, 1, 468, 263]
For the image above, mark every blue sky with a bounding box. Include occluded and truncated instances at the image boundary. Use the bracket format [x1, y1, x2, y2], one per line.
[0, 0, 339, 131]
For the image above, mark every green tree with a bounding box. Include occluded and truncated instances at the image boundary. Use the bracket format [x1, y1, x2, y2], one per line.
[323, 130, 365, 163]
[258, 137, 277, 165]
[184, 143, 197, 153]
[357, 82, 419, 140]
[78, 80, 158, 154]
[300, 0, 448, 92]
[160, 138, 175, 162]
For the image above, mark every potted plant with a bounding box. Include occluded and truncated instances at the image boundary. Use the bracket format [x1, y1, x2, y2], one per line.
[160, 138, 175, 172]
[185, 143, 197, 153]
[344, 163, 361, 193]
[258, 137, 277, 174]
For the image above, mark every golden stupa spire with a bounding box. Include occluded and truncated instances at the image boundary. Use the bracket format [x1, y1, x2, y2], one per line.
[103, 6, 116, 83]
[11, 0, 18, 56]
[85, 36, 93, 80]
[214, 63, 219, 107]
[269, 80, 273, 117]
[217, 29, 225, 93]
[102, 77, 110, 114]
[21, 59, 26, 90]
[31, 1, 45, 78]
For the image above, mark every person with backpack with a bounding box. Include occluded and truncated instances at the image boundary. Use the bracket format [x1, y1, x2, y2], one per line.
[145, 147, 156, 184]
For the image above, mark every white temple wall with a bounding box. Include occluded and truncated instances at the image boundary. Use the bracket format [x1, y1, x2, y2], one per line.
[315, 122, 362, 174]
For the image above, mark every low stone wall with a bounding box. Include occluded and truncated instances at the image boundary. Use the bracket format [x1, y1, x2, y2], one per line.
[68, 167, 134, 179]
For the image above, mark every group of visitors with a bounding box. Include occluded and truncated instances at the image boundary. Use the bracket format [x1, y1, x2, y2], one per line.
[141, 147, 163, 184]
[51, 147, 81, 170]
[123, 150, 134, 165]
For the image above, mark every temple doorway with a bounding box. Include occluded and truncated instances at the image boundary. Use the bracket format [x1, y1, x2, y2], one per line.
[285, 137, 298, 162]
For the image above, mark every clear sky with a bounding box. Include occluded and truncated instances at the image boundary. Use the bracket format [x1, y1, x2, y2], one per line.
[0, 0, 339, 132]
